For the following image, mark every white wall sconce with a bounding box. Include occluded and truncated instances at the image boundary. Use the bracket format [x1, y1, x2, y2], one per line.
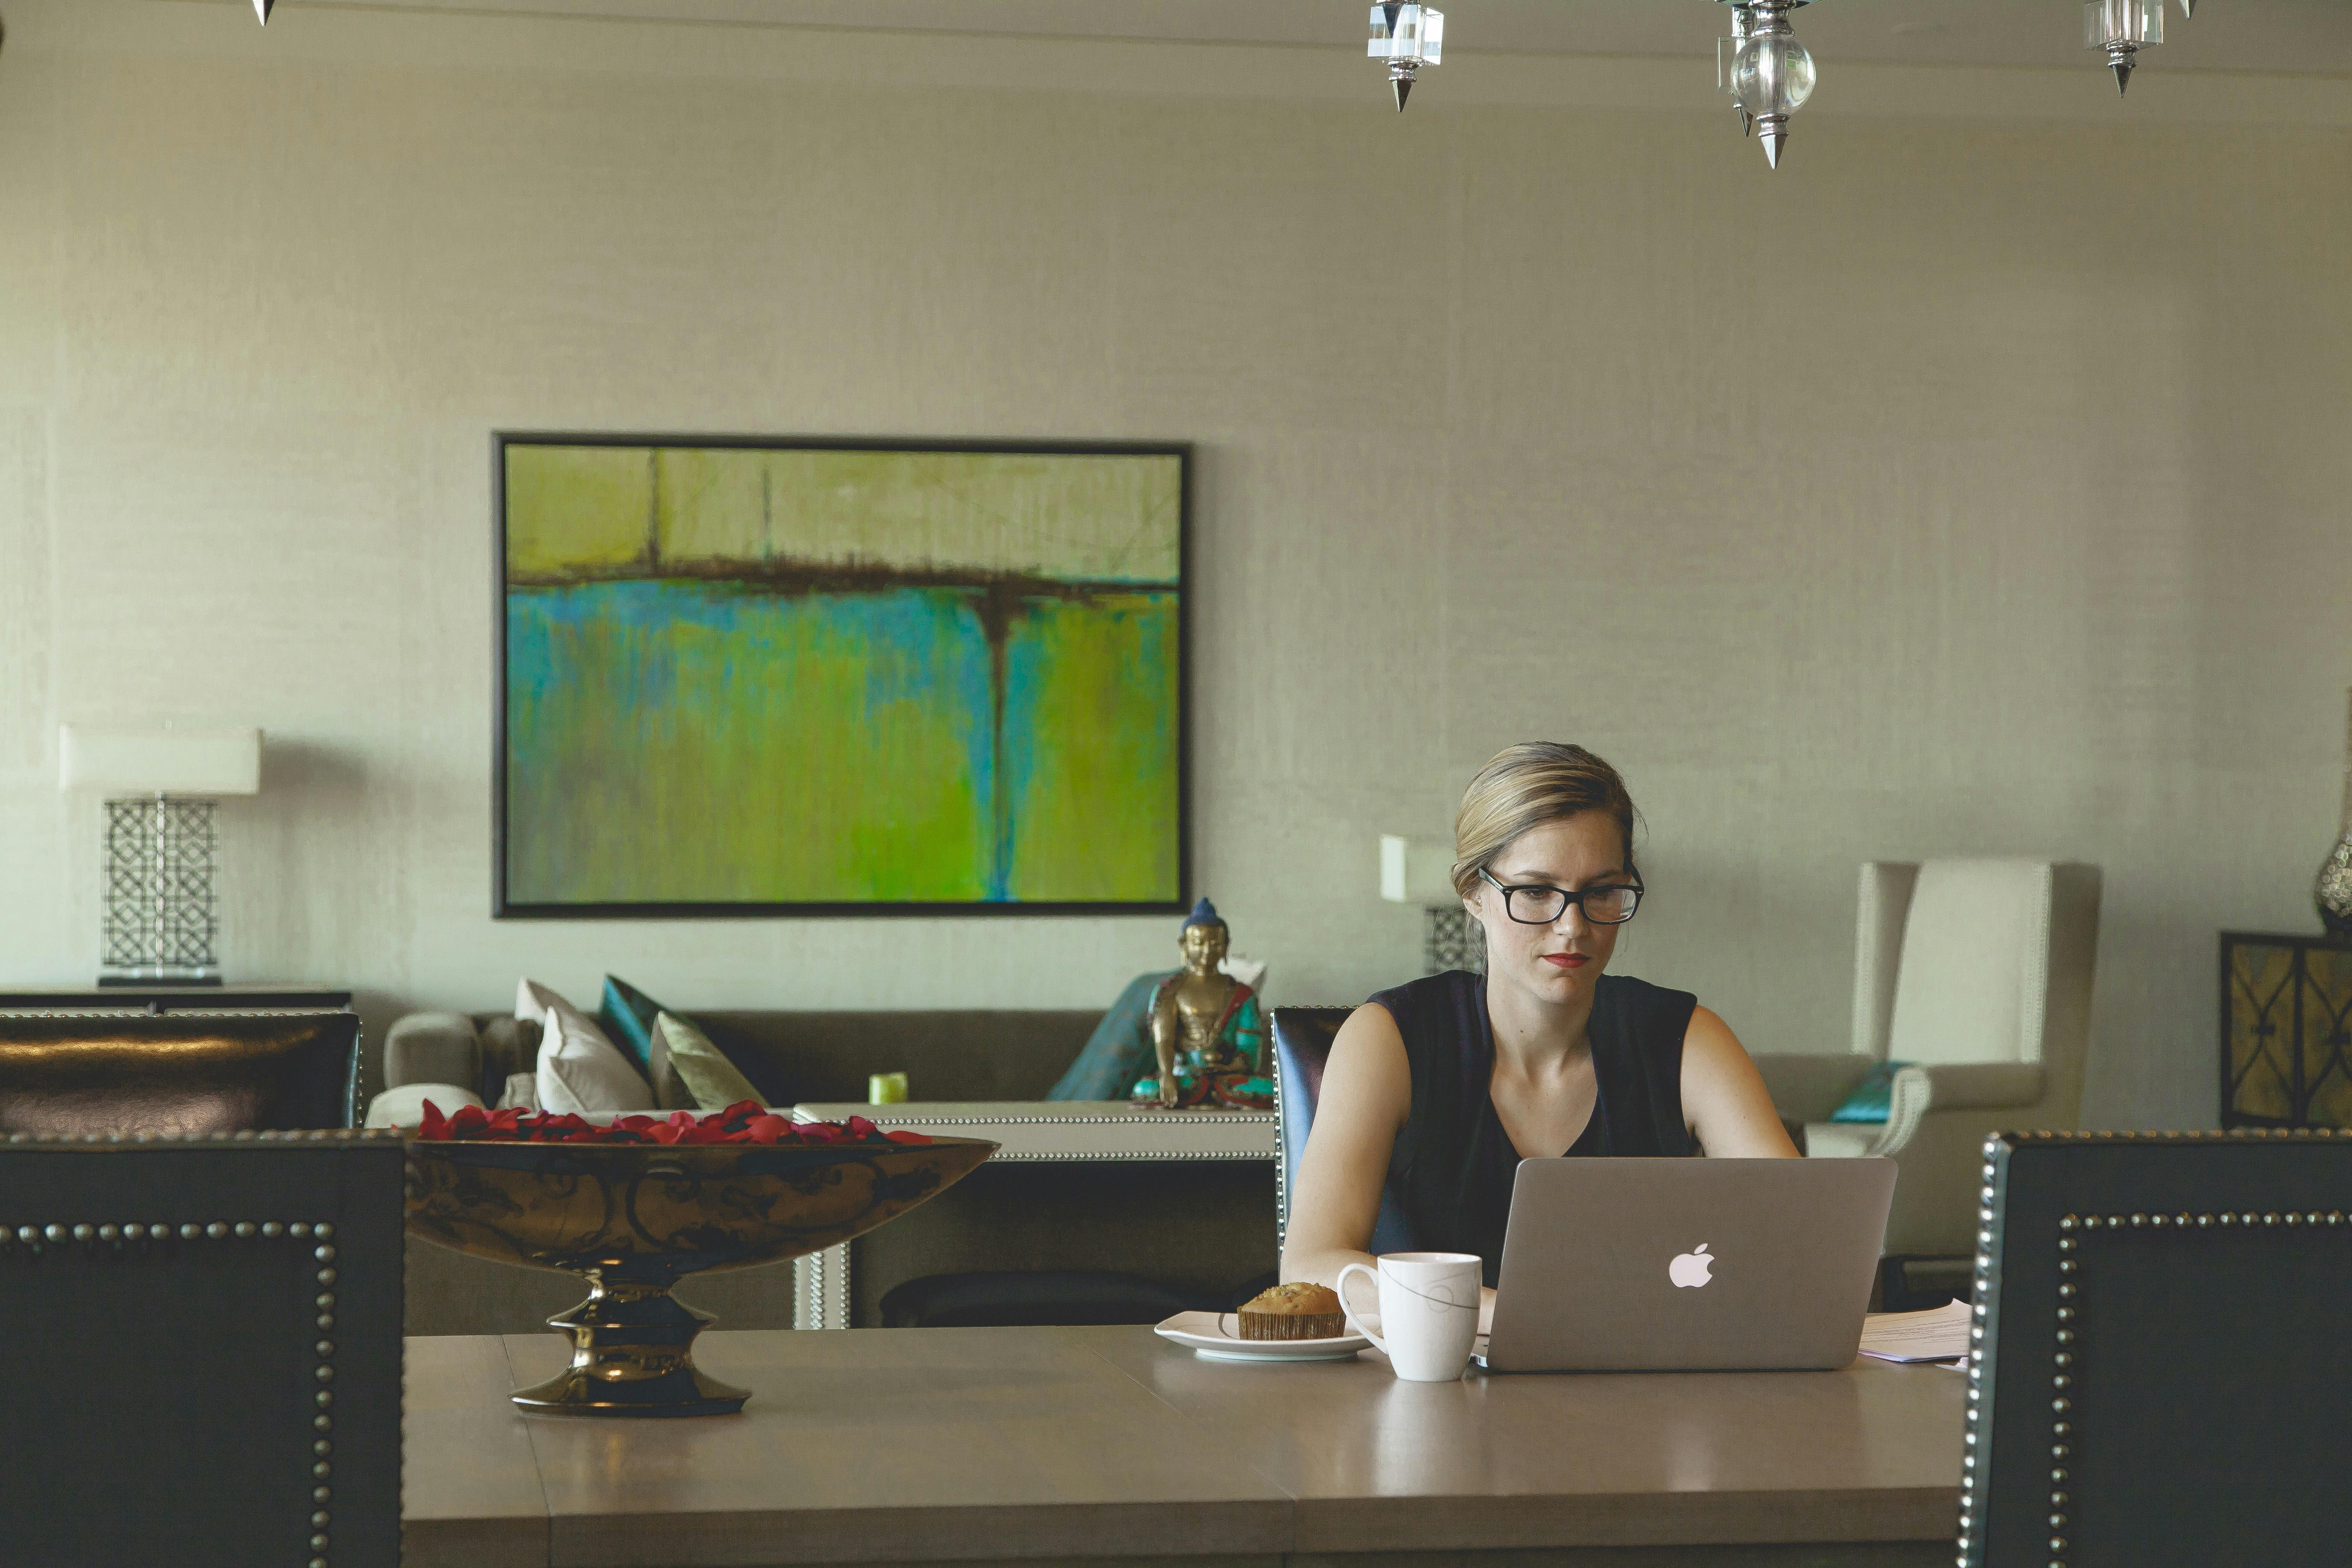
[60, 725, 263, 986]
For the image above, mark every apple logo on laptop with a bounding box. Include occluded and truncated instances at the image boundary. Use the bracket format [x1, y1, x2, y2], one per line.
[1668, 1243, 1715, 1289]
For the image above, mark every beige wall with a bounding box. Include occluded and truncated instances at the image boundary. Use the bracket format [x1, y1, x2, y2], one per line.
[1, 1, 2347, 1127]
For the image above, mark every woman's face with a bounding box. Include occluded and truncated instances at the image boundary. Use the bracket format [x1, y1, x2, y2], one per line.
[1464, 810, 1632, 1010]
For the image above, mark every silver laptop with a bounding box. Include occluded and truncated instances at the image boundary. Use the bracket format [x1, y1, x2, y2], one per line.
[1475, 1157, 1896, 1372]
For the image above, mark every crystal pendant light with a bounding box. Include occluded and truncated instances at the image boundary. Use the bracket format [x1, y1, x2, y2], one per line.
[1726, 0, 1816, 170]
[1369, 3, 1444, 111]
[2086, 0, 2162, 94]
[1718, 5, 1758, 137]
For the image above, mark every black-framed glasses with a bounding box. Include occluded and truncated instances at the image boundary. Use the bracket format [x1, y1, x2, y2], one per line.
[1477, 867, 1644, 926]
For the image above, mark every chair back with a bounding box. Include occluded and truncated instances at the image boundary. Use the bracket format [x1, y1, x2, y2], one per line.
[0, 1010, 361, 1135]
[1269, 1006, 1416, 1255]
[1854, 859, 2101, 1111]
[1968, 1130, 2352, 1566]
[0, 1135, 404, 1566]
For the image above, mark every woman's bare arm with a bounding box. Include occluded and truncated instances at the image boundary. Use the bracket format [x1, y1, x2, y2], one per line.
[1680, 1005, 1801, 1158]
[1278, 1002, 1412, 1291]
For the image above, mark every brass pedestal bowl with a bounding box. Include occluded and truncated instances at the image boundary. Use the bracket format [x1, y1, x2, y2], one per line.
[405, 1134, 995, 1416]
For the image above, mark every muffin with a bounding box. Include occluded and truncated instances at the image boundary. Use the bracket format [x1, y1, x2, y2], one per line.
[1237, 1281, 1346, 1341]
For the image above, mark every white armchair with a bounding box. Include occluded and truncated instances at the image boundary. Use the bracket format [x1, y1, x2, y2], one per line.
[1753, 859, 2102, 1257]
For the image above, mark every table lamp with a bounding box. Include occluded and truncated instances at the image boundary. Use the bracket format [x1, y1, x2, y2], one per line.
[1381, 833, 1483, 973]
[59, 724, 262, 986]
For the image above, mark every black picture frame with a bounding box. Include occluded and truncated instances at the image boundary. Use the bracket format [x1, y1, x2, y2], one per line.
[491, 431, 1191, 919]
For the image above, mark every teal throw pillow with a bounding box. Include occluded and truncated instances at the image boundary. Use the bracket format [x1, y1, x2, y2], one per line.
[597, 975, 667, 1084]
[1828, 1060, 1913, 1124]
[1047, 970, 1177, 1101]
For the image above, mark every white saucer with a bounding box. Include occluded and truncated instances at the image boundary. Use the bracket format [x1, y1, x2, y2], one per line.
[1154, 1310, 1369, 1363]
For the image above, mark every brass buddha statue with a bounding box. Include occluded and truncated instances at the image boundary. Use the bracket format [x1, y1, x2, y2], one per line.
[1130, 899, 1272, 1110]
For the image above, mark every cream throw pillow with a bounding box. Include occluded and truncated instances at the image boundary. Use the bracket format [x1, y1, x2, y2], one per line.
[653, 1012, 764, 1111]
[517, 978, 654, 1115]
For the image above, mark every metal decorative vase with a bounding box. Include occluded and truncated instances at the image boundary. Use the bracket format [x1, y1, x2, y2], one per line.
[405, 1135, 995, 1416]
[2320, 688, 2352, 939]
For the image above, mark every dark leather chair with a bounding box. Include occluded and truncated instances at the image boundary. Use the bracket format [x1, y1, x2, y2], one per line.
[1269, 1005, 1416, 1256]
[1965, 1130, 2352, 1568]
[0, 1133, 404, 1567]
[0, 1011, 361, 1137]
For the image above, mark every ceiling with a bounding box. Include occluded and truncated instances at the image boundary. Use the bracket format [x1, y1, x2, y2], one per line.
[292, 0, 2352, 75]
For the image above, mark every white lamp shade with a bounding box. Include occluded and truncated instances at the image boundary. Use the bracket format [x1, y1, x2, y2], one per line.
[1380, 834, 1459, 904]
[59, 725, 262, 795]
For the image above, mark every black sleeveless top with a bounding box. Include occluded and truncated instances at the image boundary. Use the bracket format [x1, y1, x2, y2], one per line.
[1366, 969, 1698, 1285]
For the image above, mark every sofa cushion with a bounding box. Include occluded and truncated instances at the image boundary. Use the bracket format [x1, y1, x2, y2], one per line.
[477, 1016, 542, 1104]
[365, 1082, 483, 1130]
[655, 1013, 763, 1110]
[518, 979, 653, 1115]
[383, 1012, 478, 1095]
[694, 1010, 1102, 1104]
[1803, 1121, 1880, 1159]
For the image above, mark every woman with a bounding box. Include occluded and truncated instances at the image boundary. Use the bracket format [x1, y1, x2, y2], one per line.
[1281, 743, 1796, 1321]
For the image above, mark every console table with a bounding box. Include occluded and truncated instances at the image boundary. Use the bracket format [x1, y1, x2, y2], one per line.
[789, 1101, 1279, 1330]
[2221, 931, 2352, 1129]
[404, 1325, 1964, 1568]
[0, 984, 352, 1011]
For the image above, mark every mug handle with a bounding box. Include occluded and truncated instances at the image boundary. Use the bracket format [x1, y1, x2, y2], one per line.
[1336, 1262, 1388, 1358]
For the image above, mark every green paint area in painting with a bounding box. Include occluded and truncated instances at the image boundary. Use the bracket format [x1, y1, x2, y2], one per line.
[505, 580, 1178, 906]
[1001, 595, 1180, 903]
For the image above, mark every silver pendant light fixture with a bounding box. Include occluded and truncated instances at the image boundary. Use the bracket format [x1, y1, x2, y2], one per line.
[1368, 3, 1444, 111]
[1718, 4, 1758, 137]
[2085, 0, 2163, 93]
[255, 0, 276, 21]
[1720, 0, 1816, 169]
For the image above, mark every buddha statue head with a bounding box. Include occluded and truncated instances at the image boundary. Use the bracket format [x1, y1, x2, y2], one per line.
[1179, 897, 1230, 977]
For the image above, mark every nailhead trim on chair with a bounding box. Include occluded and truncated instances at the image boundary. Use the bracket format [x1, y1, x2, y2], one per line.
[1956, 1127, 2344, 1568]
[0, 1215, 342, 1565]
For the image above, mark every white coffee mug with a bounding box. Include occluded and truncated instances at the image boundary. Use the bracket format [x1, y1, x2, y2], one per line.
[1336, 1251, 1482, 1382]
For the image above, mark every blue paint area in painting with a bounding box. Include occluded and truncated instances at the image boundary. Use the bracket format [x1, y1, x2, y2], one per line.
[506, 580, 1003, 903]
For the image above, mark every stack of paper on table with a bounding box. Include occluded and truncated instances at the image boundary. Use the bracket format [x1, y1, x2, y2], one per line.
[1858, 1298, 1972, 1364]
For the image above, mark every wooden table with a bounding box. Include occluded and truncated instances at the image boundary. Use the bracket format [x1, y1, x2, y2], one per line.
[404, 1327, 1964, 1568]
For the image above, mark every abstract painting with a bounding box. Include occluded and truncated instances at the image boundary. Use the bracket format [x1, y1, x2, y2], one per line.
[495, 436, 1187, 914]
